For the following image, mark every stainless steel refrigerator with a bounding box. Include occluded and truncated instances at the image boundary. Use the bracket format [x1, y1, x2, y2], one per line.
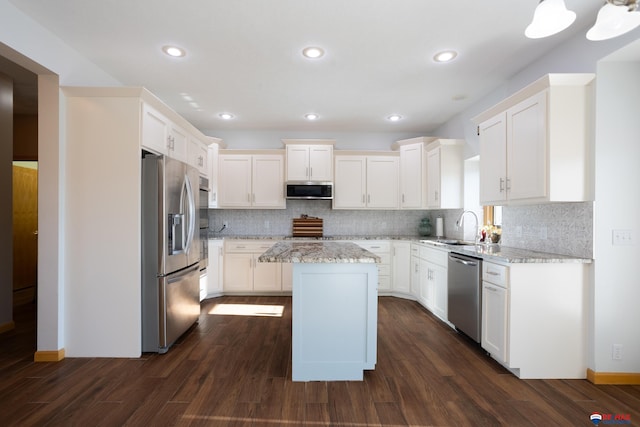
[142, 154, 201, 353]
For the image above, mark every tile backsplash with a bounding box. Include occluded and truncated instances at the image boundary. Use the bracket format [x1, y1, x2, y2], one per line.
[499, 202, 593, 258]
[208, 200, 593, 258]
[208, 201, 432, 237]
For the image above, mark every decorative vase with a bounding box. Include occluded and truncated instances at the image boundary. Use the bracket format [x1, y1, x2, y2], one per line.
[418, 218, 432, 236]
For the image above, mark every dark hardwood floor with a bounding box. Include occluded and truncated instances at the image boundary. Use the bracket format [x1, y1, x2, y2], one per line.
[1, 296, 639, 426]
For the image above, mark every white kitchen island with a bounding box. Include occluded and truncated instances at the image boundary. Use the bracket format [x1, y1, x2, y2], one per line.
[259, 241, 380, 382]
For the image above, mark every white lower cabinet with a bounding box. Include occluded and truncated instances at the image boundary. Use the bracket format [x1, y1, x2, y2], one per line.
[419, 246, 449, 321]
[223, 241, 282, 292]
[391, 242, 411, 295]
[281, 262, 293, 291]
[207, 240, 224, 297]
[481, 262, 508, 364]
[429, 262, 447, 321]
[410, 244, 421, 298]
[354, 241, 391, 292]
[480, 261, 588, 379]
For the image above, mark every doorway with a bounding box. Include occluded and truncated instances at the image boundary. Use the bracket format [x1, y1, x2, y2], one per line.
[13, 161, 38, 307]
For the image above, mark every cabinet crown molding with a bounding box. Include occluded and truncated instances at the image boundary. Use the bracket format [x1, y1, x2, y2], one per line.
[282, 139, 336, 146]
[391, 136, 438, 151]
[472, 73, 595, 125]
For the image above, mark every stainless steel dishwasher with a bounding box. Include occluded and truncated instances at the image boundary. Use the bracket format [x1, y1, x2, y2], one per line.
[448, 252, 483, 343]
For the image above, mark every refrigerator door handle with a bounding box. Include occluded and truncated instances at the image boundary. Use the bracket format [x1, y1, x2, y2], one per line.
[184, 173, 196, 253]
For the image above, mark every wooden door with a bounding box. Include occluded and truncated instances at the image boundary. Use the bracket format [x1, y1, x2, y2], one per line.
[12, 164, 38, 305]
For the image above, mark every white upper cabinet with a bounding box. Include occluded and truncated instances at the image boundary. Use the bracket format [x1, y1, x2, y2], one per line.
[425, 139, 464, 209]
[394, 137, 439, 210]
[188, 136, 209, 177]
[283, 140, 334, 182]
[141, 101, 207, 168]
[167, 122, 188, 163]
[218, 154, 252, 208]
[333, 154, 398, 209]
[218, 151, 285, 209]
[141, 103, 169, 156]
[208, 139, 221, 208]
[473, 73, 595, 205]
[252, 155, 286, 208]
[334, 156, 366, 208]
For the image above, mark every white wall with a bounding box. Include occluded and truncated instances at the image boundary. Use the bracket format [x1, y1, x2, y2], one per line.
[0, 0, 121, 355]
[592, 50, 640, 373]
[207, 129, 421, 150]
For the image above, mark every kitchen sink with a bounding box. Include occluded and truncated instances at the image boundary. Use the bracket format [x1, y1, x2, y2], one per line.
[436, 239, 475, 246]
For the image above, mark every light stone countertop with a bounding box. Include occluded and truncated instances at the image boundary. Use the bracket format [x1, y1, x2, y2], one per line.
[211, 235, 592, 264]
[257, 241, 381, 263]
[432, 243, 593, 264]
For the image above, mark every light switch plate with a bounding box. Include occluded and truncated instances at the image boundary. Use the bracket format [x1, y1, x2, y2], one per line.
[612, 229, 634, 246]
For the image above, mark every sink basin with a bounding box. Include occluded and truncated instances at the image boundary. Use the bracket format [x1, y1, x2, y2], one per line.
[436, 239, 475, 246]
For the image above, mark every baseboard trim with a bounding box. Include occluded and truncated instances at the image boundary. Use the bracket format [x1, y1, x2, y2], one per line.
[0, 321, 16, 334]
[34, 349, 65, 362]
[587, 369, 640, 385]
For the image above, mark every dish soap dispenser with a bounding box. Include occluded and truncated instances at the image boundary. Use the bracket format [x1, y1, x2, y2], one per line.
[418, 217, 432, 236]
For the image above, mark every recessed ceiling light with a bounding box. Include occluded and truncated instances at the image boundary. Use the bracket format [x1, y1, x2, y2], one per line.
[162, 45, 186, 58]
[302, 47, 325, 59]
[219, 113, 234, 120]
[305, 113, 319, 120]
[433, 50, 457, 63]
[387, 114, 402, 122]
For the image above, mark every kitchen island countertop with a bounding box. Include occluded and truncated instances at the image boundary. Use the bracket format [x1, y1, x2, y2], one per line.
[258, 241, 381, 263]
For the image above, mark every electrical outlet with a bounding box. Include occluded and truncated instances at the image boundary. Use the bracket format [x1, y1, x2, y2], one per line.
[539, 226, 547, 240]
[612, 229, 633, 246]
[612, 344, 623, 360]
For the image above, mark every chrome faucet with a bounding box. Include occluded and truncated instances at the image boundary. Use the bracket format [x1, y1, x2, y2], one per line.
[456, 210, 479, 245]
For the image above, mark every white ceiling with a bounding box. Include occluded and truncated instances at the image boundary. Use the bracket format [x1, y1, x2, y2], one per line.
[8, 0, 605, 134]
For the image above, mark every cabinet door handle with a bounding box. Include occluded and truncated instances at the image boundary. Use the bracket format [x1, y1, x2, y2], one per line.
[435, 190, 439, 201]
[362, 194, 365, 204]
[367, 194, 371, 203]
[499, 178, 505, 192]
[506, 178, 511, 191]
[310, 167, 313, 178]
[415, 263, 419, 273]
[212, 192, 216, 202]
[402, 194, 405, 203]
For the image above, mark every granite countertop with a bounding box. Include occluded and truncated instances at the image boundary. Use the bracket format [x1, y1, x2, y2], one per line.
[257, 241, 381, 264]
[211, 234, 591, 264]
[419, 239, 592, 264]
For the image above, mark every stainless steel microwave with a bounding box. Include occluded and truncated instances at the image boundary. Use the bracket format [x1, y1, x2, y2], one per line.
[285, 181, 333, 200]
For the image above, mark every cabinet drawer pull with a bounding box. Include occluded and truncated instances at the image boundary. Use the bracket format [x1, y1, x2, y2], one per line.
[487, 271, 500, 276]
[486, 286, 498, 292]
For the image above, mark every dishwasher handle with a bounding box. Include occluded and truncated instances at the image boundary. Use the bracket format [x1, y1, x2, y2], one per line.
[449, 254, 479, 267]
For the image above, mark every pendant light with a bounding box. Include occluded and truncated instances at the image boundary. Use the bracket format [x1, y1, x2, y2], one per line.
[525, 0, 577, 39]
[586, 1, 640, 41]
